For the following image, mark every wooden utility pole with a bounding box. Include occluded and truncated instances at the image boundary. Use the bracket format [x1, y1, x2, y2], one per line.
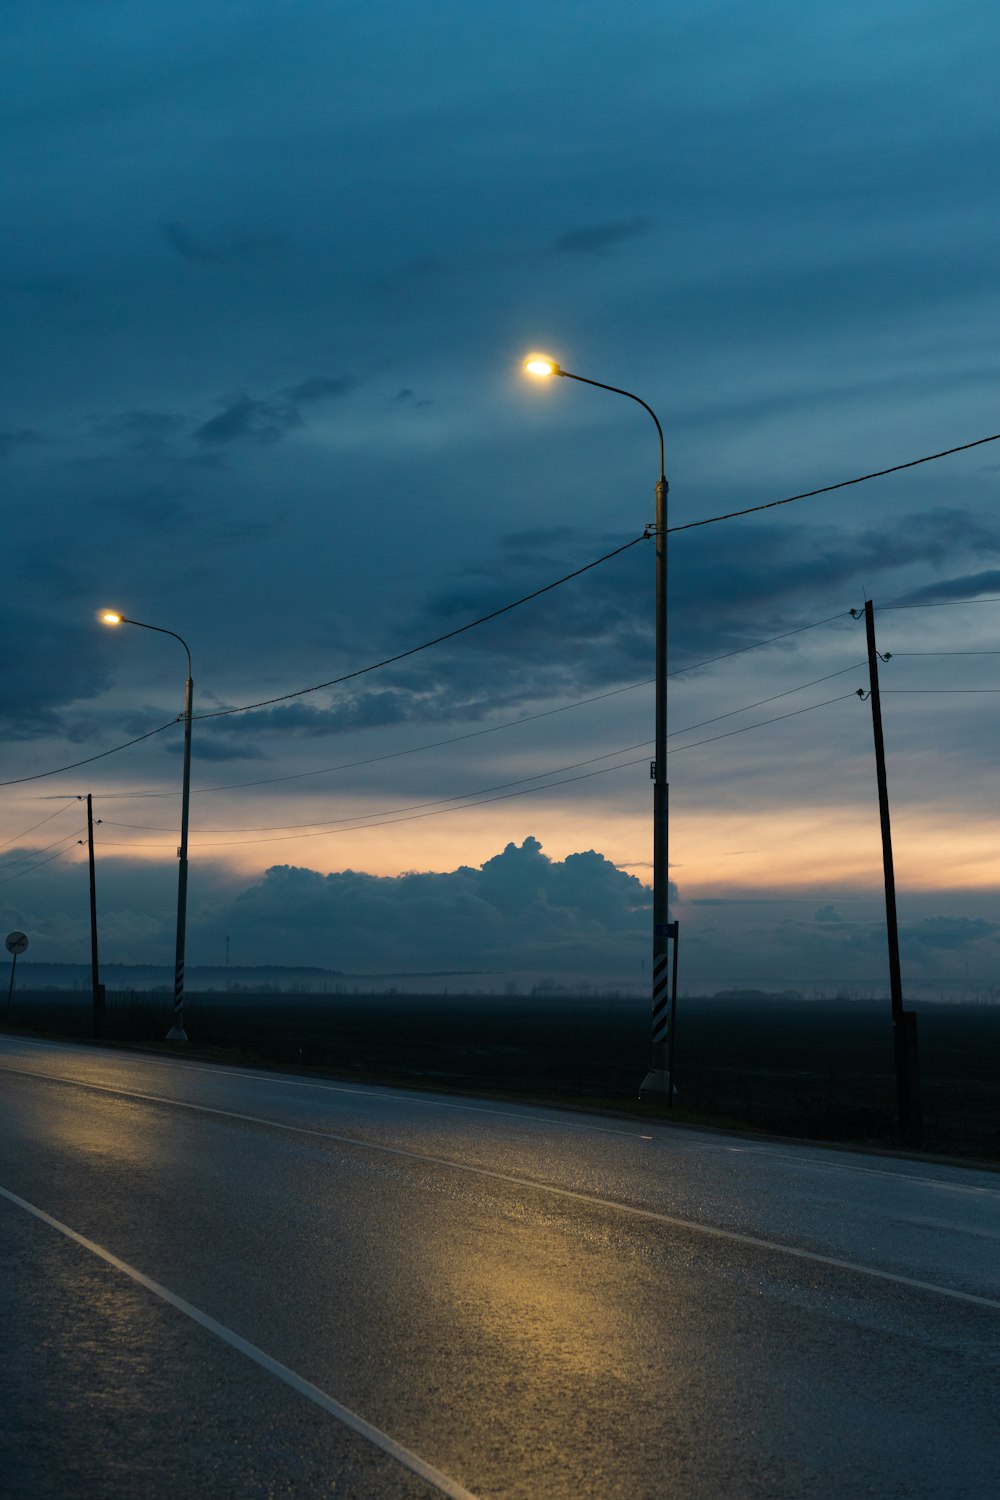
[81, 794, 105, 1038]
[857, 602, 921, 1138]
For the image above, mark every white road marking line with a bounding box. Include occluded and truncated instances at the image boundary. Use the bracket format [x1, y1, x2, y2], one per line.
[0, 1183, 482, 1500]
[4, 1062, 1000, 1312]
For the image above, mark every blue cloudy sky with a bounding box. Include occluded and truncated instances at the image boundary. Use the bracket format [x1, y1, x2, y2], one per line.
[3, 1, 1000, 995]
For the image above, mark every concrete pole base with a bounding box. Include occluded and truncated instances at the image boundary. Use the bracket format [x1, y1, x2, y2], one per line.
[165, 1026, 189, 1042]
[640, 1068, 672, 1099]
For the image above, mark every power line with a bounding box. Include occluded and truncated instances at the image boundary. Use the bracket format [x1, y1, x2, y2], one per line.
[100, 740, 658, 839]
[667, 662, 866, 742]
[0, 828, 87, 870]
[0, 799, 77, 851]
[97, 676, 659, 801]
[669, 430, 1000, 535]
[200, 421, 1000, 719]
[0, 720, 178, 790]
[880, 595, 1000, 612]
[193, 533, 650, 722]
[98, 692, 853, 850]
[100, 661, 865, 834]
[6, 423, 993, 787]
[669, 692, 859, 754]
[95, 609, 851, 803]
[0, 839, 83, 888]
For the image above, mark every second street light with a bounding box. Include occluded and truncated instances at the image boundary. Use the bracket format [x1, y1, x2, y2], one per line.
[101, 610, 193, 1043]
[523, 353, 675, 1098]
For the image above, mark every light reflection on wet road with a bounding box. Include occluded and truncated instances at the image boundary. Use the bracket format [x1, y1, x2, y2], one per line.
[1, 1036, 998, 1498]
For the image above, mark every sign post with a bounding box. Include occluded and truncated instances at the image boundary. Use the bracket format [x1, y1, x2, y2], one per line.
[5, 931, 28, 1011]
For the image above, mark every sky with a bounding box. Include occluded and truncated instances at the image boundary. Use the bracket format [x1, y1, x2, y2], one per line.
[3, 1, 1000, 997]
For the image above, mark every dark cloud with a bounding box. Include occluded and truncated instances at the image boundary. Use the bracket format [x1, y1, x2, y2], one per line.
[901, 915, 1000, 952]
[550, 217, 652, 256]
[0, 605, 114, 739]
[91, 411, 186, 451]
[282, 375, 356, 404]
[886, 570, 1000, 605]
[0, 428, 44, 459]
[159, 222, 281, 266]
[814, 905, 843, 924]
[219, 836, 650, 975]
[193, 394, 301, 446]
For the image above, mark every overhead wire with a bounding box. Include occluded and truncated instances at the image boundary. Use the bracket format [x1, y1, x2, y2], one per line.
[668, 430, 1000, 534]
[0, 799, 78, 851]
[879, 595, 1000, 611]
[0, 720, 179, 790]
[99, 661, 866, 835]
[84, 609, 853, 803]
[192, 533, 650, 722]
[0, 827, 87, 870]
[0, 832, 85, 887]
[5, 427, 997, 787]
[97, 691, 854, 850]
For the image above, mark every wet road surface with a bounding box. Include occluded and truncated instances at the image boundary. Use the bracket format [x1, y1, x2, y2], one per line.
[1, 1035, 998, 1498]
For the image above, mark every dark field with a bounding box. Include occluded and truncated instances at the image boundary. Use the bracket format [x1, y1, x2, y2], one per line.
[4, 988, 999, 1160]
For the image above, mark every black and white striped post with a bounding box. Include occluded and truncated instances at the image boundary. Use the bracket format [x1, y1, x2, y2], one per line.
[522, 356, 676, 1098]
[99, 610, 192, 1042]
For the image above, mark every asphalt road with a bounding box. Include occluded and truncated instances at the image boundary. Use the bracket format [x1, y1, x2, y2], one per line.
[0, 1035, 997, 1499]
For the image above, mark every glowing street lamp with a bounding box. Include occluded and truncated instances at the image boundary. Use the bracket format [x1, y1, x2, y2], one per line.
[100, 610, 193, 1043]
[522, 353, 674, 1098]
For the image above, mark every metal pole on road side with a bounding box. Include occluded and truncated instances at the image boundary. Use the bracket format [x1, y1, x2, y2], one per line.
[522, 354, 676, 1098]
[100, 609, 193, 1043]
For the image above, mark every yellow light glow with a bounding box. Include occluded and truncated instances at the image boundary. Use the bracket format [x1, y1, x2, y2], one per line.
[523, 352, 559, 378]
[100, 611, 122, 625]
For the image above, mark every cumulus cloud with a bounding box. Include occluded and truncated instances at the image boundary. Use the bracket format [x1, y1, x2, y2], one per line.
[214, 836, 653, 977]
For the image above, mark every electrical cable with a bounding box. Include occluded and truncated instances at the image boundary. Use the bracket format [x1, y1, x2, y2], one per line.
[0, 799, 77, 851]
[668, 693, 860, 754]
[0, 841, 82, 888]
[100, 740, 658, 837]
[666, 663, 867, 742]
[92, 609, 852, 803]
[100, 661, 864, 834]
[96, 676, 659, 801]
[668, 431, 1000, 535]
[7, 424, 992, 785]
[880, 595, 1000, 611]
[0, 828, 87, 870]
[97, 692, 853, 850]
[0, 720, 179, 790]
[192, 534, 650, 722]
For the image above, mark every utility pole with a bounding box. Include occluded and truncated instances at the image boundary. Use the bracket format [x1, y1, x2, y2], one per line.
[78, 794, 105, 1038]
[855, 601, 921, 1138]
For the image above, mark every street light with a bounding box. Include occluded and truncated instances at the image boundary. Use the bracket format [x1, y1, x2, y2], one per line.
[100, 610, 193, 1043]
[522, 353, 674, 1098]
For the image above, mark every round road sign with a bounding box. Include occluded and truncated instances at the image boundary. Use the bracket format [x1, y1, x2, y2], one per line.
[6, 932, 28, 955]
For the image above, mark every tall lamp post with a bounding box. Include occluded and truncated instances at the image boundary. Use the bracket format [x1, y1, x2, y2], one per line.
[522, 354, 674, 1096]
[100, 610, 192, 1042]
